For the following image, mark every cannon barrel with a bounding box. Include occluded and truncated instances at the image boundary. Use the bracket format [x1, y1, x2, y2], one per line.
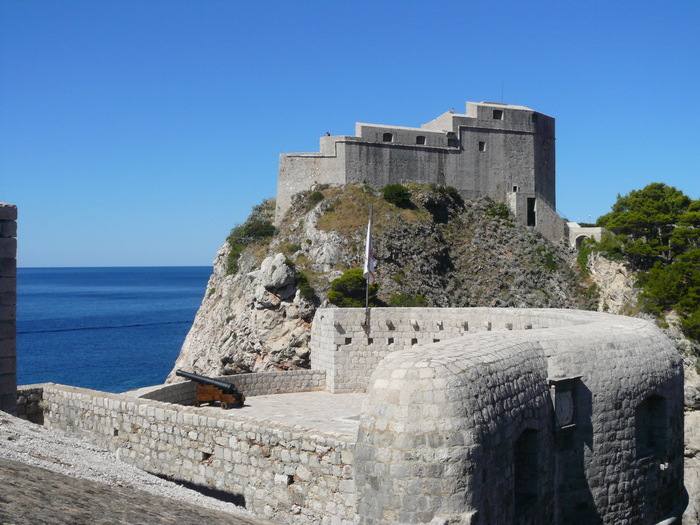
[176, 369, 239, 394]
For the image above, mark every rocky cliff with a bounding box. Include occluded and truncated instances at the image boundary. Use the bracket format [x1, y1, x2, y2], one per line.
[168, 184, 594, 379]
[168, 183, 700, 520]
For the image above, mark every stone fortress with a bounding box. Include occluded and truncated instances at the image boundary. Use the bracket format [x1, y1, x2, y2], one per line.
[12, 309, 688, 524]
[276, 101, 600, 245]
[0, 102, 687, 524]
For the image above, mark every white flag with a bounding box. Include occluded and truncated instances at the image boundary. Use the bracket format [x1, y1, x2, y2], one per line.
[363, 211, 376, 285]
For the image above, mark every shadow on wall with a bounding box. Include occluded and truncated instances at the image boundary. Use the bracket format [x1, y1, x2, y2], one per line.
[152, 473, 247, 508]
[554, 381, 602, 523]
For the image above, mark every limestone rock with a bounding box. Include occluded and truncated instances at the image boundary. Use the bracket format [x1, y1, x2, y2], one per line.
[685, 410, 700, 524]
[587, 252, 638, 315]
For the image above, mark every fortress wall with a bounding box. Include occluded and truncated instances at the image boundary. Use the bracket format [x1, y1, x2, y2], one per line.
[352, 310, 685, 524]
[134, 369, 327, 404]
[40, 383, 356, 525]
[0, 203, 17, 415]
[275, 137, 349, 224]
[356, 338, 555, 524]
[310, 308, 601, 393]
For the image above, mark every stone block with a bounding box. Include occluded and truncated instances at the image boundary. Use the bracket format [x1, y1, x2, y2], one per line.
[0, 221, 17, 238]
[0, 204, 17, 221]
[0, 238, 16, 259]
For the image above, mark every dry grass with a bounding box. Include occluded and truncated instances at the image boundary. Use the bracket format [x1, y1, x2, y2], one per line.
[316, 184, 429, 237]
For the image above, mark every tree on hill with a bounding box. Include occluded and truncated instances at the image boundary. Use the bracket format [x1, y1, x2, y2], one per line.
[596, 182, 696, 269]
[594, 182, 700, 342]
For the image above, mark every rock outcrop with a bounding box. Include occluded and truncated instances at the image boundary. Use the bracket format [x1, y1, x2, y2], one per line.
[168, 185, 594, 379]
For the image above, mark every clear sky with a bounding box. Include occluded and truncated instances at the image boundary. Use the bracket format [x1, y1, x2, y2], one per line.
[2, 0, 699, 267]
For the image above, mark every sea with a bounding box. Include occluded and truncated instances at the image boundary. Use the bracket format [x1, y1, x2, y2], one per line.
[16, 267, 212, 393]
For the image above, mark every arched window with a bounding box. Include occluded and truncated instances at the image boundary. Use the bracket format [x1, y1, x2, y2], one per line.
[382, 133, 393, 142]
[636, 395, 667, 457]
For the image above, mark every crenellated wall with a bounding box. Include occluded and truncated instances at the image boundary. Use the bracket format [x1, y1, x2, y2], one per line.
[17, 308, 688, 524]
[0, 202, 17, 415]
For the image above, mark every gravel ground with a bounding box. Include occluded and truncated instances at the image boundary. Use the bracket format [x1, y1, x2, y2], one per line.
[0, 411, 273, 523]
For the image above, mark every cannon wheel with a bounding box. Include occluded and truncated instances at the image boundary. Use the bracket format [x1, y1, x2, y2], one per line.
[220, 401, 229, 410]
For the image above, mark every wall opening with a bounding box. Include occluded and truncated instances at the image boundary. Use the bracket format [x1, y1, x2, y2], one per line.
[531, 113, 539, 123]
[447, 133, 458, 148]
[382, 133, 393, 142]
[514, 428, 538, 512]
[493, 109, 504, 120]
[636, 395, 667, 458]
[478, 141, 486, 152]
[416, 135, 426, 145]
[527, 198, 536, 226]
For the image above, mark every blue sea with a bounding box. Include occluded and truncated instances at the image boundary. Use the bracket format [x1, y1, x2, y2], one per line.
[16, 267, 212, 393]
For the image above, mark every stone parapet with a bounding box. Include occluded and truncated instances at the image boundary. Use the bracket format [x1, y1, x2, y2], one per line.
[0, 202, 17, 415]
[41, 384, 355, 524]
[131, 370, 327, 405]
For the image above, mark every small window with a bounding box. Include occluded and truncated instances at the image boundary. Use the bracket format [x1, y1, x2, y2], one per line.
[493, 109, 503, 120]
[382, 132, 393, 142]
[345, 337, 352, 345]
[513, 185, 518, 192]
[416, 135, 426, 145]
[447, 138, 458, 147]
[411, 338, 418, 345]
[531, 113, 539, 123]
[478, 141, 486, 152]
[367, 338, 373, 345]
[387, 337, 394, 345]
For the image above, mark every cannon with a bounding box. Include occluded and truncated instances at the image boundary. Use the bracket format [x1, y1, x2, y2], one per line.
[176, 369, 245, 409]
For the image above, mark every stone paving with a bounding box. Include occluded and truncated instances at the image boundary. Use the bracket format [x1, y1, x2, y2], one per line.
[193, 391, 366, 441]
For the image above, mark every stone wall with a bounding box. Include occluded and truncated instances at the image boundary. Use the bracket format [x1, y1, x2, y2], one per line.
[352, 309, 685, 524]
[0, 203, 17, 415]
[275, 102, 567, 242]
[135, 369, 326, 404]
[310, 307, 597, 393]
[16, 308, 688, 524]
[38, 383, 355, 525]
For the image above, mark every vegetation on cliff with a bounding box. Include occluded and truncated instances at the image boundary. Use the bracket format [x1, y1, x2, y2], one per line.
[590, 183, 700, 342]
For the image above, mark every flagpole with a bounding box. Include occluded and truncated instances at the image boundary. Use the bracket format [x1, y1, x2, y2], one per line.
[365, 204, 373, 312]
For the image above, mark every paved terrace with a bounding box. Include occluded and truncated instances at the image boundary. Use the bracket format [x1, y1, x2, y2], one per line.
[184, 391, 366, 442]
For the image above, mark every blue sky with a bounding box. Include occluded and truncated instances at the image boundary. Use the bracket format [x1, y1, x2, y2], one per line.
[2, 0, 699, 267]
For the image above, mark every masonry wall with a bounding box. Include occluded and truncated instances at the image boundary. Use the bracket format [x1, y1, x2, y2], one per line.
[136, 369, 327, 404]
[310, 307, 598, 393]
[349, 309, 685, 524]
[0, 203, 17, 415]
[39, 383, 355, 525]
[275, 102, 566, 242]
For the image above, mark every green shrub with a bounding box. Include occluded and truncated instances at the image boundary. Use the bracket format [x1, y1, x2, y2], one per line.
[328, 269, 380, 307]
[286, 243, 302, 254]
[381, 184, 412, 208]
[308, 191, 325, 207]
[226, 213, 277, 275]
[295, 272, 317, 302]
[389, 293, 428, 307]
[484, 198, 511, 222]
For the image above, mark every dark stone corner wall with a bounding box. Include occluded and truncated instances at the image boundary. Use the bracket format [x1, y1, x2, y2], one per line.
[0, 203, 17, 415]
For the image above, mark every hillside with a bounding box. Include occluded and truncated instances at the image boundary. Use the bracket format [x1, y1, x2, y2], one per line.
[167, 184, 596, 378]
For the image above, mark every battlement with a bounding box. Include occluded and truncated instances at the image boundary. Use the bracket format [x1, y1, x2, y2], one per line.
[26, 308, 687, 524]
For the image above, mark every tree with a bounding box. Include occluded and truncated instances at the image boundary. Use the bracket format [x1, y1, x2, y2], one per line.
[596, 183, 693, 269]
[327, 269, 380, 307]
